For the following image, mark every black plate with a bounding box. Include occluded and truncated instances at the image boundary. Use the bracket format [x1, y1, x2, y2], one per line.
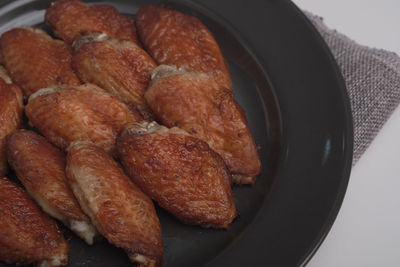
[0, 0, 353, 266]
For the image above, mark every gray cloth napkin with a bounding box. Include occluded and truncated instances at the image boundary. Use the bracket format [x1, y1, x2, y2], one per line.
[304, 11, 400, 164]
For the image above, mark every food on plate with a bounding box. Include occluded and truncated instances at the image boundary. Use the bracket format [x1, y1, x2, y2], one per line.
[0, 26, 81, 99]
[117, 121, 237, 228]
[0, 66, 23, 176]
[66, 142, 163, 266]
[145, 65, 261, 184]
[25, 83, 141, 154]
[136, 5, 232, 91]
[7, 129, 97, 244]
[45, 0, 140, 45]
[0, 177, 68, 266]
[72, 33, 157, 120]
[0, 1, 263, 264]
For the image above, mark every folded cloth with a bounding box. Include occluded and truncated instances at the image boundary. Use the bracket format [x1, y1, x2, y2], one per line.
[304, 11, 400, 164]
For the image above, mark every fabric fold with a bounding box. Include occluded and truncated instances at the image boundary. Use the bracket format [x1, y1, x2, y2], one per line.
[305, 11, 400, 164]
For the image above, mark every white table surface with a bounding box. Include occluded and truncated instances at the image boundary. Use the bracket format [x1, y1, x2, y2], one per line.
[292, 0, 400, 266]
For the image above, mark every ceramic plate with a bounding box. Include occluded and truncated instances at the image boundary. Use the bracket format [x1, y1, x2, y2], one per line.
[0, 0, 353, 266]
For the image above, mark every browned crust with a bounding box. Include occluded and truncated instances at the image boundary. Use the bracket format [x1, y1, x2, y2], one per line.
[145, 67, 261, 183]
[0, 26, 81, 99]
[72, 34, 156, 120]
[0, 177, 68, 266]
[45, 0, 140, 45]
[117, 122, 237, 228]
[7, 130, 90, 222]
[0, 68, 23, 176]
[66, 143, 163, 266]
[136, 5, 232, 91]
[25, 84, 141, 153]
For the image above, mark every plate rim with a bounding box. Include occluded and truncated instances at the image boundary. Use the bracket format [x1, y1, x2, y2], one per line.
[0, 0, 354, 266]
[192, 0, 354, 266]
[289, 2, 354, 265]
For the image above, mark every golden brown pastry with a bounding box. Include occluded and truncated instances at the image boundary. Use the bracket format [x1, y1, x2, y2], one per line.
[72, 33, 157, 120]
[45, 0, 140, 45]
[117, 121, 237, 228]
[136, 5, 232, 91]
[0, 177, 68, 266]
[0, 66, 23, 176]
[25, 83, 141, 154]
[145, 65, 261, 184]
[7, 129, 97, 244]
[66, 142, 163, 267]
[0, 26, 81, 99]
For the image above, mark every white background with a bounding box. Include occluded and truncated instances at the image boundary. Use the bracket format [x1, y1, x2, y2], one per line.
[292, 0, 400, 266]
